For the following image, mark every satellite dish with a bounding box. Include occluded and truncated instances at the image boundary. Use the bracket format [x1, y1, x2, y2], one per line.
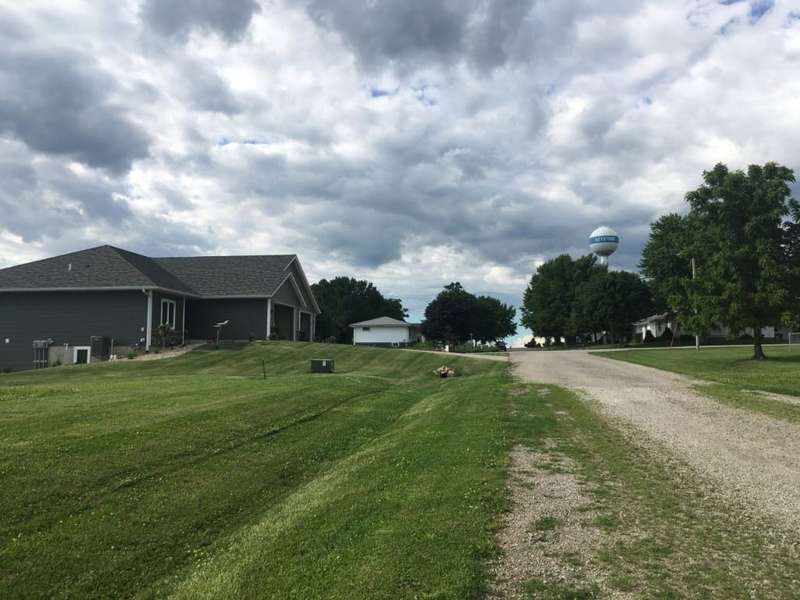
[589, 226, 619, 265]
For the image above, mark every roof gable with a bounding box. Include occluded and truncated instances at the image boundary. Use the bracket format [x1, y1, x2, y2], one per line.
[349, 316, 415, 327]
[154, 255, 295, 297]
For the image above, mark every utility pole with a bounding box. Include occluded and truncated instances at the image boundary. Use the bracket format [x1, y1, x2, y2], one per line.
[692, 257, 699, 351]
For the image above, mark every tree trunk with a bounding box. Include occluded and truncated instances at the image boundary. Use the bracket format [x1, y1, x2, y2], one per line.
[753, 326, 767, 360]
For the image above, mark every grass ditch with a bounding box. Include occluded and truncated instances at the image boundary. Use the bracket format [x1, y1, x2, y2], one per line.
[0, 342, 511, 599]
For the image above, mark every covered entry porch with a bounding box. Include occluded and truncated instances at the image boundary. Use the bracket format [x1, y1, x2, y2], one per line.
[267, 301, 315, 341]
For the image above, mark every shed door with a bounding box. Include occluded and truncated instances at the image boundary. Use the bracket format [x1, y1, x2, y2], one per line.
[75, 348, 90, 364]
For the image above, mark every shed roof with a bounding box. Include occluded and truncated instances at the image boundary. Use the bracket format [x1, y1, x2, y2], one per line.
[349, 316, 418, 328]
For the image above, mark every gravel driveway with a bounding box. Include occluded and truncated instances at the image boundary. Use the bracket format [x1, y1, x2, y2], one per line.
[511, 350, 800, 530]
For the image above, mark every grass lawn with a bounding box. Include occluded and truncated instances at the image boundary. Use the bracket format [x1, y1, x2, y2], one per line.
[595, 346, 800, 423]
[4, 342, 800, 598]
[1, 343, 511, 599]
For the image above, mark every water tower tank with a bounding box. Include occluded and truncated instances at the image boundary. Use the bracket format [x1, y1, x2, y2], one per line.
[589, 226, 619, 263]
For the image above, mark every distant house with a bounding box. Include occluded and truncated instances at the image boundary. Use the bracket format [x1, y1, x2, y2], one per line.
[349, 316, 423, 347]
[633, 313, 785, 341]
[0, 245, 320, 371]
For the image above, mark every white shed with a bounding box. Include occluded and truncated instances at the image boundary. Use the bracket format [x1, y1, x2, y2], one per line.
[349, 316, 423, 347]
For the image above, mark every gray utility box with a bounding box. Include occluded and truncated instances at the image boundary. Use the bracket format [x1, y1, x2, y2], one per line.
[311, 358, 334, 373]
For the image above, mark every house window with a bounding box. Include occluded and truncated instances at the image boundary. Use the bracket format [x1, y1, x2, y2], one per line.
[363, 326, 370, 331]
[161, 299, 177, 329]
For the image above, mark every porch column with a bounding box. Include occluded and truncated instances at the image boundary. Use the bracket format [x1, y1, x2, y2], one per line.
[293, 307, 297, 341]
[145, 290, 153, 351]
[182, 297, 186, 345]
[311, 314, 315, 342]
[266, 298, 272, 340]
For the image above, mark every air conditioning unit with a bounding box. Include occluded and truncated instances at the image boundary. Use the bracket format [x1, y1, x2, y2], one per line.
[310, 358, 334, 373]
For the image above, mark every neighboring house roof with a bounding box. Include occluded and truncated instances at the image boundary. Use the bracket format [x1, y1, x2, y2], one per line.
[0, 245, 320, 312]
[633, 312, 671, 326]
[349, 316, 418, 328]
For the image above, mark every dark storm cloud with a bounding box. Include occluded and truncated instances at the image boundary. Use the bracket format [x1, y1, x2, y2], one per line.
[0, 142, 134, 243]
[0, 46, 150, 174]
[303, 0, 538, 72]
[304, 0, 469, 71]
[140, 0, 261, 42]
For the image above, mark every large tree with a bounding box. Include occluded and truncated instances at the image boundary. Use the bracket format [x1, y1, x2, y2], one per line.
[523, 254, 653, 344]
[474, 295, 518, 342]
[311, 277, 407, 343]
[639, 213, 692, 317]
[422, 282, 517, 345]
[575, 270, 654, 342]
[684, 162, 797, 359]
[520, 254, 580, 343]
[522, 254, 608, 344]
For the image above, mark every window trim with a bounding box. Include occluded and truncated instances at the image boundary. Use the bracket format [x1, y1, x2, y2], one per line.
[160, 298, 177, 329]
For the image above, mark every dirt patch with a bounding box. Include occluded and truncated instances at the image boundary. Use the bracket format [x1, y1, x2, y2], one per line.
[749, 389, 800, 406]
[487, 444, 629, 599]
[121, 343, 203, 362]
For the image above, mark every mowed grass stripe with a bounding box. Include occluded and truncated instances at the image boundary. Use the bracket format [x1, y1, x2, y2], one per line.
[169, 376, 508, 599]
[0, 343, 509, 599]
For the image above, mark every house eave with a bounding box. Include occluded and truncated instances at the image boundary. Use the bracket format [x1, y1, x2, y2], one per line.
[0, 285, 193, 296]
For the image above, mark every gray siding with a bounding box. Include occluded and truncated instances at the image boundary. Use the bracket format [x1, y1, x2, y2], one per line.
[286, 262, 317, 311]
[272, 278, 304, 308]
[0, 290, 147, 371]
[187, 298, 267, 341]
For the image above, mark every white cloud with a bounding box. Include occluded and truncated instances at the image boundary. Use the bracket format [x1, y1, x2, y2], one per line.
[0, 0, 798, 327]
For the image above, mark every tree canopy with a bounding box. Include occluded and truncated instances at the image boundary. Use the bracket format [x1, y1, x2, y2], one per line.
[311, 277, 407, 343]
[522, 254, 653, 344]
[422, 282, 517, 344]
[641, 162, 799, 359]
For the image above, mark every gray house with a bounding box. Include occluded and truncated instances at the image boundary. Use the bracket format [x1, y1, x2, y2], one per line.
[0, 245, 320, 371]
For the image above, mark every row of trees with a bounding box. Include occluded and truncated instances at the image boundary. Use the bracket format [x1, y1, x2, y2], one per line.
[421, 282, 517, 345]
[520, 254, 653, 344]
[640, 162, 799, 360]
[312, 277, 516, 345]
[312, 277, 407, 344]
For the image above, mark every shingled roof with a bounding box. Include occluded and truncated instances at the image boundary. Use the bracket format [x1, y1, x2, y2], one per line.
[349, 316, 418, 327]
[155, 255, 295, 297]
[0, 246, 313, 304]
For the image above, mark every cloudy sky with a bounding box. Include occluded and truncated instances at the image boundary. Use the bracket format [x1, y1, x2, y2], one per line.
[1, 0, 799, 330]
